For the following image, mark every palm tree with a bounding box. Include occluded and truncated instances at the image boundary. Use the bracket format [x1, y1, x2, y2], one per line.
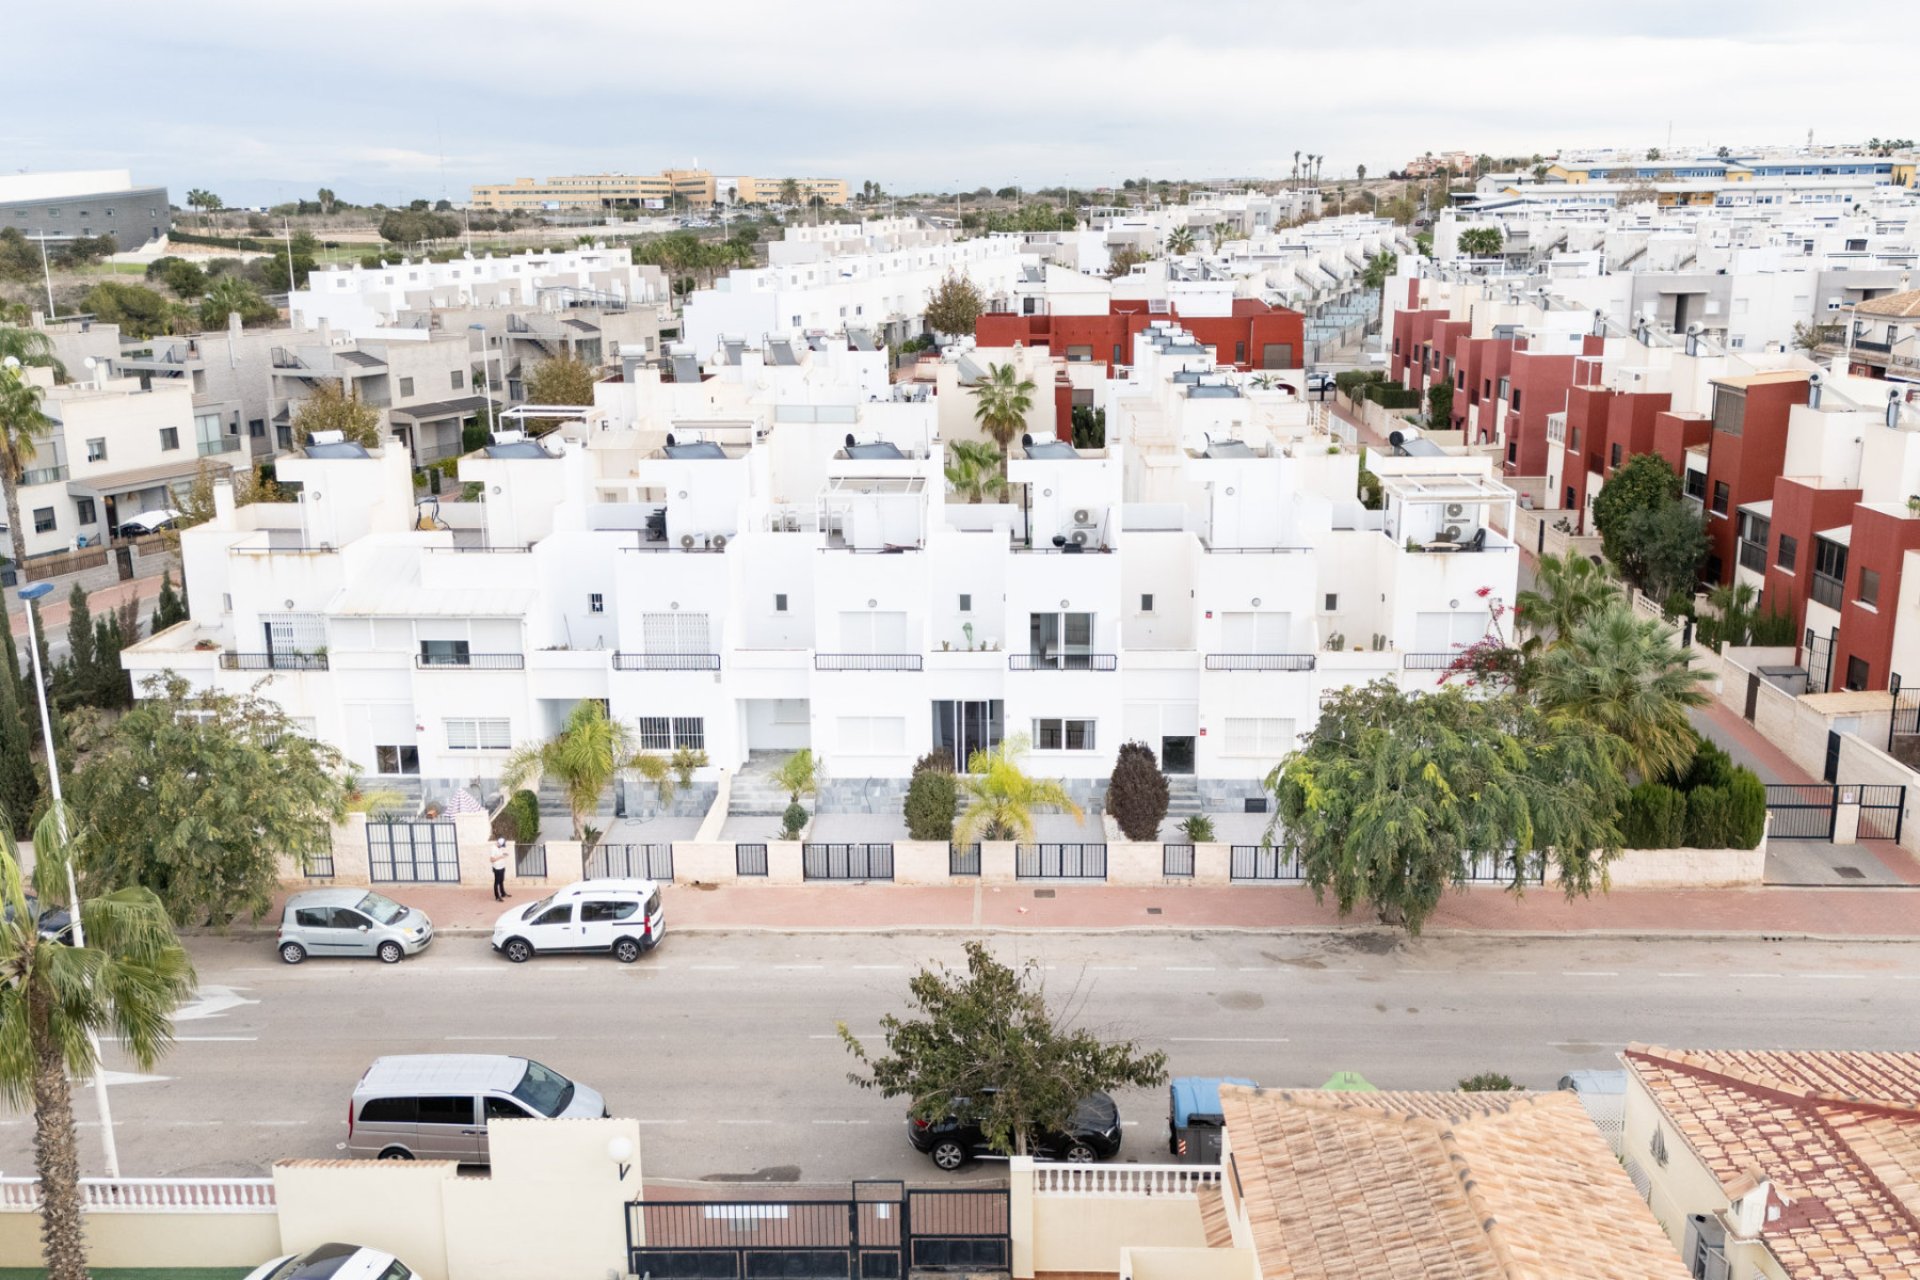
[0, 368, 52, 575]
[500, 701, 673, 840]
[1531, 603, 1710, 780]
[970, 363, 1036, 466]
[0, 806, 196, 1280]
[1705, 581, 1760, 651]
[954, 735, 1084, 843]
[1515, 550, 1620, 653]
[0, 328, 64, 381]
[945, 440, 1008, 504]
[772, 749, 820, 808]
[1356, 163, 1368, 186]
[199, 276, 266, 330]
[779, 178, 802, 207]
[1166, 226, 1196, 256]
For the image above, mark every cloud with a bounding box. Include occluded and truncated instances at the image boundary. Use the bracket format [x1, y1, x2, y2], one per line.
[4, 0, 1911, 203]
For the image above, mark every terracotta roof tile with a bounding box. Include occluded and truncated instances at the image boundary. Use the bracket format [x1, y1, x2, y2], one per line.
[1854, 289, 1920, 319]
[1219, 1086, 1687, 1279]
[1624, 1045, 1920, 1280]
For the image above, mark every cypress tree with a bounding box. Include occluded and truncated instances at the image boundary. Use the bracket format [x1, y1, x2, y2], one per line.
[151, 570, 188, 632]
[0, 625, 38, 832]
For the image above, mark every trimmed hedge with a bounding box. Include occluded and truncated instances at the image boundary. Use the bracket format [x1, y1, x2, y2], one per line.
[491, 788, 541, 844]
[1362, 381, 1422, 410]
[905, 750, 958, 842]
[1618, 740, 1766, 850]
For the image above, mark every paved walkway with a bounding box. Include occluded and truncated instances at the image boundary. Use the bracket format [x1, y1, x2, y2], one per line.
[7, 570, 171, 636]
[282, 877, 1920, 941]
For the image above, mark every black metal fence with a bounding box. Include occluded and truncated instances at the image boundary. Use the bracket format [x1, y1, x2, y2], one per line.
[1767, 784, 1838, 840]
[1162, 843, 1196, 876]
[366, 820, 460, 882]
[613, 652, 721, 671]
[1008, 652, 1118, 671]
[303, 848, 336, 878]
[587, 842, 675, 881]
[1859, 785, 1906, 842]
[948, 843, 981, 876]
[1890, 674, 1919, 753]
[514, 843, 547, 879]
[1204, 653, 1316, 671]
[803, 843, 895, 881]
[1015, 843, 1108, 879]
[814, 653, 925, 671]
[413, 652, 525, 669]
[1461, 849, 1547, 885]
[735, 843, 770, 876]
[907, 1188, 1012, 1272]
[1230, 844, 1302, 882]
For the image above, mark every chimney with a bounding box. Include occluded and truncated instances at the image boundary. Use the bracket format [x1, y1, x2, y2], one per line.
[213, 479, 236, 522]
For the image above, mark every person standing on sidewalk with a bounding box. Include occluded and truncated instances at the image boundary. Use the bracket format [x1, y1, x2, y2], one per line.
[489, 838, 510, 902]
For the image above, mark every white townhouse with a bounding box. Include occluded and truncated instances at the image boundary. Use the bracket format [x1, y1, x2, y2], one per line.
[124, 329, 1514, 809]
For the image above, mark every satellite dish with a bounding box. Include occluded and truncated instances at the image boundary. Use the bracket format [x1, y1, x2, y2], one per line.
[1388, 430, 1406, 451]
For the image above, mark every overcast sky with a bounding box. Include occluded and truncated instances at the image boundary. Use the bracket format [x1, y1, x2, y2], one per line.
[6, 0, 1912, 206]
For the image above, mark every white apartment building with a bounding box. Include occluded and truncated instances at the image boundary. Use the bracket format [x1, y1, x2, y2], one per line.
[288, 248, 668, 338]
[680, 226, 1024, 357]
[8, 369, 211, 555]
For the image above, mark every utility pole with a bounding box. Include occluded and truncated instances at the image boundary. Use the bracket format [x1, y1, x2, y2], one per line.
[37, 235, 54, 317]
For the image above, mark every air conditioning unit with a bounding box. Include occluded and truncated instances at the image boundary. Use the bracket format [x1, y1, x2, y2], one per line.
[1445, 502, 1466, 518]
[711, 533, 728, 551]
[1069, 530, 1088, 546]
[1072, 508, 1093, 526]
[1443, 524, 1465, 541]
[680, 534, 697, 550]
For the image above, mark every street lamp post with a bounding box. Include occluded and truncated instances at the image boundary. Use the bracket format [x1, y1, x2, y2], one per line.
[17, 581, 121, 1178]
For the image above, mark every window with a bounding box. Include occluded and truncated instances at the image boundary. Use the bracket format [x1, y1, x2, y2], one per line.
[1845, 655, 1869, 692]
[589, 593, 604, 613]
[159, 427, 179, 451]
[837, 715, 906, 754]
[1683, 469, 1707, 501]
[1510, 388, 1522, 412]
[641, 611, 711, 655]
[195, 412, 230, 456]
[1234, 341, 1247, 364]
[634, 717, 704, 751]
[249, 418, 265, 438]
[358, 1097, 416, 1124]
[1030, 718, 1096, 751]
[1711, 385, 1746, 436]
[773, 593, 787, 613]
[85, 438, 107, 462]
[1223, 717, 1295, 757]
[451, 369, 464, 390]
[374, 745, 420, 775]
[958, 594, 971, 612]
[1140, 593, 1154, 613]
[1506, 441, 1517, 463]
[1777, 534, 1798, 573]
[1260, 343, 1295, 370]
[445, 718, 511, 750]
[1323, 593, 1338, 612]
[1064, 345, 1094, 363]
[294, 908, 329, 928]
[32, 507, 54, 533]
[276, 423, 293, 451]
[75, 498, 96, 525]
[1859, 567, 1881, 608]
[580, 900, 640, 923]
[398, 376, 415, 397]
[420, 639, 471, 665]
[1610, 443, 1622, 468]
[1710, 481, 1730, 515]
[532, 904, 573, 926]
[1113, 343, 1123, 365]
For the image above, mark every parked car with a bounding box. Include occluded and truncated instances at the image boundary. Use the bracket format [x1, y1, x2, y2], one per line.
[278, 889, 432, 965]
[907, 1090, 1123, 1171]
[1305, 371, 1334, 394]
[117, 508, 184, 536]
[347, 1053, 607, 1164]
[490, 877, 664, 964]
[1, 893, 74, 945]
[244, 1241, 414, 1280]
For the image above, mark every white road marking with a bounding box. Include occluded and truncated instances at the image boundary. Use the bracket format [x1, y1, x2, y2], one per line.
[1730, 973, 1783, 980]
[1548, 1041, 1625, 1048]
[1798, 973, 1868, 980]
[810, 1033, 878, 1040]
[1121, 1121, 1140, 1127]
[687, 964, 740, 971]
[1170, 1037, 1290, 1044]
[251, 1120, 307, 1127]
[1089, 965, 1137, 972]
[850, 964, 904, 971]
[717, 1119, 771, 1126]
[175, 985, 260, 1022]
[1164, 966, 1215, 972]
[811, 1119, 871, 1126]
[635, 1119, 690, 1126]
[1490, 971, 1532, 977]
[445, 1035, 557, 1041]
[1658, 973, 1702, 979]
[104, 1035, 256, 1043]
[1560, 971, 1619, 978]
[775, 964, 825, 971]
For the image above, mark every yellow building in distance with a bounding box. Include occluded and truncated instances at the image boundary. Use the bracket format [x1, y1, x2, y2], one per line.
[470, 169, 848, 212]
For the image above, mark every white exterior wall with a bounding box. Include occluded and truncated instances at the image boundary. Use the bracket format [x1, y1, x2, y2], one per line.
[18, 376, 200, 555]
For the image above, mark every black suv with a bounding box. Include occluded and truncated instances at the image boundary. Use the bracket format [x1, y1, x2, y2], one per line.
[907, 1090, 1122, 1171]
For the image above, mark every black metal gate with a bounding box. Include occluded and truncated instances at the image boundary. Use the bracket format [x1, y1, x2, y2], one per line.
[803, 843, 895, 881]
[1891, 673, 1920, 751]
[626, 1183, 1007, 1279]
[1859, 785, 1906, 842]
[366, 821, 460, 882]
[1230, 843, 1302, 882]
[1766, 784, 1837, 840]
[1015, 842, 1107, 879]
[587, 842, 674, 881]
[1162, 843, 1196, 877]
[735, 843, 769, 876]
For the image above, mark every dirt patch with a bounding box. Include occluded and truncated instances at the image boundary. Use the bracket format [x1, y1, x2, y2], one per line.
[1214, 991, 1264, 1011]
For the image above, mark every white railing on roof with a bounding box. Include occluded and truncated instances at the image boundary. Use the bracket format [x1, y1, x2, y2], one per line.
[0, 1176, 277, 1213]
[1033, 1163, 1220, 1197]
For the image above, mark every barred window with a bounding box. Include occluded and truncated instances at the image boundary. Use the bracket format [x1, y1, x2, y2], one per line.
[635, 717, 703, 751]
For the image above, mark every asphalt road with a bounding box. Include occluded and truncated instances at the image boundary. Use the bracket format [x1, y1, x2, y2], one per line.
[9, 930, 1918, 1186]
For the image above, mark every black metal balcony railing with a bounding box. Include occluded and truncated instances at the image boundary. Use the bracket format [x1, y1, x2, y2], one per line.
[1205, 654, 1317, 672]
[1009, 653, 1118, 671]
[1853, 338, 1893, 354]
[413, 653, 526, 670]
[1403, 653, 1458, 670]
[1810, 572, 1845, 611]
[1737, 540, 1768, 575]
[612, 652, 721, 671]
[221, 651, 329, 672]
[814, 654, 924, 672]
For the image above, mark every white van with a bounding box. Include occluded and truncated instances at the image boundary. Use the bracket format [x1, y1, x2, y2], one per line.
[348, 1054, 607, 1165]
[490, 878, 664, 963]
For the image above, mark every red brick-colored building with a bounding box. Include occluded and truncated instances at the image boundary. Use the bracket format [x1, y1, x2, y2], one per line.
[1827, 503, 1920, 692]
[1761, 478, 1863, 636]
[1700, 371, 1811, 584]
[975, 299, 1306, 375]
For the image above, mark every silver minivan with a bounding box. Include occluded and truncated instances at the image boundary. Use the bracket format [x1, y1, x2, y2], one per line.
[279, 889, 433, 965]
[347, 1054, 608, 1165]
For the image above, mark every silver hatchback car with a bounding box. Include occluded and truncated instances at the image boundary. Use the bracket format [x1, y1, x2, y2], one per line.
[279, 889, 433, 965]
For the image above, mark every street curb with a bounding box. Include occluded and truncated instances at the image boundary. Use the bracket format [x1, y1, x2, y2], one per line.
[188, 922, 1920, 945]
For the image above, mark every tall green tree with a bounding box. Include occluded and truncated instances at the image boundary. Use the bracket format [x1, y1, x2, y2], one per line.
[1166, 226, 1196, 255]
[839, 941, 1167, 1159]
[944, 440, 1007, 504]
[1457, 227, 1504, 256]
[1426, 379, 1454, 427]
[523, 355, 600, 435]
[68, 676, 351, 925]
[970, 363, 1037, 467]
[82, 281, 189, 340]
[954, 735, 1084, 843]
[1591, 452, 1678, 565]
[0, 366, 52, 575]
[0, 628, 37, 834]
[1531, 603, 1710, 781]
[292, 379, 382, 449]
[1269, 681, 1624, 933]
[150, 570, 189, 633]
[500, 700, 672, 840]
[0, 806, 196, 1280]
[0, 328, 64, 380]
[1361, 251, 1398, 290]
[923, 272, 984, 338]
[199, 276, 273, 329]
[1620, 499, 1709, 604]
[1515, 550, 1621, 653]
[51, 586, 94, 712]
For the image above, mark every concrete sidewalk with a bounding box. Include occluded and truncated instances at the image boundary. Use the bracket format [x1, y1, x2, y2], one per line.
[8, 570, 171, 637]
[279, 876, 1920, 942]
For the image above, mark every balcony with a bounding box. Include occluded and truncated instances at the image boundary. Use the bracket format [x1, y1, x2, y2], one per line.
[1010, 653, 1117, 671]
[1403, 653, 1457, 670]
[196, 436, 241, 457]
[220, 652, 328, 672]
[1737, 540, 1768, 574]
[814, 654, 924, 672]
[1810, 572, 1844, 610]
[612, 652, 720, 671]
[1204, 654, 1316, 672]
[414, 653, 526, 670]
[1853, 337, 1893, 355]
